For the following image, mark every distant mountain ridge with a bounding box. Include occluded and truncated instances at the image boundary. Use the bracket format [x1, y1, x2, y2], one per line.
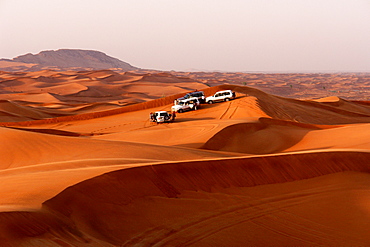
[0, 49, 139, 72]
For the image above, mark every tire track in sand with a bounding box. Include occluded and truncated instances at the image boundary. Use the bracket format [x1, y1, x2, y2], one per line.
[218, 101, 232, 119]
[122, 188, 365, 246]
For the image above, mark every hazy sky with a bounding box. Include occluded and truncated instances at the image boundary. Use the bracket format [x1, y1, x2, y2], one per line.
[1, 0, 369, 72]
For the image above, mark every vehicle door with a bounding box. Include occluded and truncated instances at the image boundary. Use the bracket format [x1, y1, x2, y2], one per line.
[224, 92, 231, 100]
[215, 93, 223, 102]
[184, 101, 191, 111]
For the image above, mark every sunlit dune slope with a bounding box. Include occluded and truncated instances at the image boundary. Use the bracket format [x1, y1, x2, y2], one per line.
[0, 126, 235, 211]
[0, 126, 233, 169]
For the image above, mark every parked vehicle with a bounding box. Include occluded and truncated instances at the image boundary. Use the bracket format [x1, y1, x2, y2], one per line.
[171, 98, 200, 113]
[176, 91, 205, 103]
[206, 90, 236, 104]
[150, 111, 175, 123]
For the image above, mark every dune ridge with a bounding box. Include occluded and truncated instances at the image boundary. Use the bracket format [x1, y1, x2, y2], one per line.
[0, 150, 368, 246]
[45, 150, 370, 207]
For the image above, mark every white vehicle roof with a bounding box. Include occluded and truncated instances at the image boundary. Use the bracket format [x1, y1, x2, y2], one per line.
[215, 90, 232, 93]
[177, 97, 199, 102]
[155, 111, 168, 114]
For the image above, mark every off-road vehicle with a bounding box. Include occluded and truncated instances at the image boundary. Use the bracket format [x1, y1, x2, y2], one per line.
[150, 111, 175, 123]
[176, 91, 205, 103]
[206, 90, 236, 104]
[171, 98, 200, 113]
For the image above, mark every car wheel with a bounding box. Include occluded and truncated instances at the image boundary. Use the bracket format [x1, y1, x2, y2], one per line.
[178, 109, 183, 113]
[208, 100, 213, 104]
[225, 98, 230, 101]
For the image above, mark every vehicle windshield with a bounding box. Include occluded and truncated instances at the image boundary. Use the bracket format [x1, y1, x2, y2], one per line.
[178, 102, 185, 105]
[159, 113, 167, 117]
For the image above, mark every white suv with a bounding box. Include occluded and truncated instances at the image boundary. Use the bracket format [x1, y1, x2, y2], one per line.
[172, 98, 200, 113]
[177, 91, 205, 103]
[206, 90, 235, 104]
[150, 111, 175, 123]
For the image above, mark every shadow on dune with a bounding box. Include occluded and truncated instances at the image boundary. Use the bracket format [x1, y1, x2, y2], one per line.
[6, 127, 92, 137]
[174, 117, 215, 122]
[0, 211, 89, 246]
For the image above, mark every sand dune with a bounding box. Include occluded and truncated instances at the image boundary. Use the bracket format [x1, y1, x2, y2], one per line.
[203, 118, 370, 154]
[0, 126, 234, 210]
[0, 100, 59, 122]
[1, 151, 369, 246]
[0, 70, 207, 121]
[0, 70, 369, 246]
[41, 151, 369, 246]
[0, 126, 233, 170]
[31, 82, 88, 95]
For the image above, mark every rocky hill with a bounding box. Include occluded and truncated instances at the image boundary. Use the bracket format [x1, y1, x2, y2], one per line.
[0, 49, 139, 72]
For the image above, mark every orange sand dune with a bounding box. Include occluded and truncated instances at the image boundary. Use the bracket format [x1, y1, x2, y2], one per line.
[313, 96, 370, 115]
[0, 92, 62, 105]
[0, 126, 233, 170]
[0, 70, 208, 121]
[0, 70, 369, 246]
[0, 60, 37, 71]
[25, 69, 65, 77]
[2, 84, 369, 127]
[67, 102, 124, 114]
[0, 126, 234, 210]
[203, 118, 370, 154]
[1, 151, 369, 246]
[30, 82, 88, 95]
[0, 100, 59, 122]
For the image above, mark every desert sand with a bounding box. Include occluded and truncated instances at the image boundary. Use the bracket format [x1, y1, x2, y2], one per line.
[0, 69, 369, 246]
